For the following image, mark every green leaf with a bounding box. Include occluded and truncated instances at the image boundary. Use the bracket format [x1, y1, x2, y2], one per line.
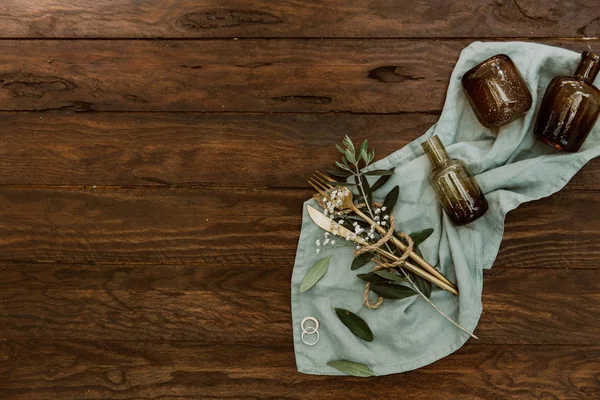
[409, 228, 434, 246]
[359, 140, 369, 163]
[360, 176, 371, 199]
[371, 283, 418, 299]
[368, 149, 375, 163]
[342, 155, 348, 167]
[327, 169, 352, 178]
[392, 265, 431, 297]
[364, 169, 394, 176]
[345, 149, 356, 164]
[412, 272, 432, 298]
[327, 360, 375, 377]
[343, 135, 355, 154]
[360, 148, 369, 164]
[357, 272, 389, 284]
[374, 269, 407, 282]
[299, 256, 330, 293]
[336, 144, 346, 155]
[335, 308, 374, 342]
[382, 186, 399, 212]
[351, 252, 374, 270]
[368, 171, 393, 194]
[359, 139, 368, 155]
[335, 161, 348, 171]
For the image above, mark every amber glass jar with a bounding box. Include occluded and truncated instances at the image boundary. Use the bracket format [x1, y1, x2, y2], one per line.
[422, 136, 488, 226]
[534, 51, 600, 152]
[462, 54, 532, 128]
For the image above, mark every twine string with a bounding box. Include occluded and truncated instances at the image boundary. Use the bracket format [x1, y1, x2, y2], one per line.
[357, 213, 413, 309]
[314, 195, 414, 309]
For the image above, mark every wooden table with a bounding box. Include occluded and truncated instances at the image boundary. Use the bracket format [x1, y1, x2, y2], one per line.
[1, 2, 599, 399]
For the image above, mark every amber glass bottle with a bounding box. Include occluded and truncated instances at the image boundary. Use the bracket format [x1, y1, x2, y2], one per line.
[462, 54, 532, 128]
[534, 51, 600, 152]
[422, 136, 488, 226]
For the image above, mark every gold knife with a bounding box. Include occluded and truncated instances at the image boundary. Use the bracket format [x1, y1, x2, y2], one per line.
[307, 205, 458, 296]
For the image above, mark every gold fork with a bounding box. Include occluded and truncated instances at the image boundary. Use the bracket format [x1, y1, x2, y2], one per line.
[309, 170, 457, 292]
[308, 204, 458, 295]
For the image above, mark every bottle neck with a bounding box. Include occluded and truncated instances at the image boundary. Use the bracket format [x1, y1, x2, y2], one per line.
[422, 135, 450, 167]
[575, 51, 600, 83]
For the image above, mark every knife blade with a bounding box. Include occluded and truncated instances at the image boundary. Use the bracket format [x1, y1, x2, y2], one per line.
[307, 205, 367, 245]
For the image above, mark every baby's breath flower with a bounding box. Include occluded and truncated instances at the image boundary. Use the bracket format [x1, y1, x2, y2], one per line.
[381, 221, 387, 226]
[374, 208, 381, 214]
[338, 219, 344, 225]
[383, 215, 389, 220]
[324, 232, 329, 237]
[381, 206, 387, 211]
[316, 248, 321, 254]
[315, 239, 321, 246]
[331, 240, 336, 245]
[324, 238, 330, 245]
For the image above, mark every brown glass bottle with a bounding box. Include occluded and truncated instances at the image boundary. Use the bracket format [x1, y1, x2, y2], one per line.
[534, 51, 600, 152]
[462, 54, 532, 128]
[422, 136, 488, 226]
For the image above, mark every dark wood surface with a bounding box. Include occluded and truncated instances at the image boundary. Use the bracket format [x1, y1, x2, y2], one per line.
[1, 0, 598, 38]
[0, 39, 599, 113]
[1, 1, 599, 399]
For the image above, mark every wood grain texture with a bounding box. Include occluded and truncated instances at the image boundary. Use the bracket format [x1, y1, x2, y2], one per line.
[0, 0, 598, 39]
[0, 342, 598, 399]
[0, 112, 429, 187]
[2, 1, 600, 397]
[2, 111, 600, 189]
[0, 264, 598, 345]
[2, 186, 600, 267]
[0, 39, 597, 113]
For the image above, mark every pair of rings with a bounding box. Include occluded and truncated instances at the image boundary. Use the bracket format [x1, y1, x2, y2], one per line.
[301, 316, 320, 346]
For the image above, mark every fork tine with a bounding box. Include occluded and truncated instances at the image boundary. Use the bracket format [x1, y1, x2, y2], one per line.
[309, 178, 331, 194]
[308, 181, 325, 198]
[311, 174, 335, 191]
[308, 180, 329, 199]
[310, 175, 331, 191]
[315, 170, 335, 183]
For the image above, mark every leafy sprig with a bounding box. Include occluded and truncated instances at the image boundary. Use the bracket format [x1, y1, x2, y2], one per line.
[302, 136, 477, 377]
[329, 136, 477, 338]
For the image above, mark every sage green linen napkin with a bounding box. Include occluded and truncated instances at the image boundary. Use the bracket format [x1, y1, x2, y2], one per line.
[291, 41, 600, 376]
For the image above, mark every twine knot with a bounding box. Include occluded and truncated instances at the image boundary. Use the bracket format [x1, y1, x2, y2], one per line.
[355, 210, 413, 309]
